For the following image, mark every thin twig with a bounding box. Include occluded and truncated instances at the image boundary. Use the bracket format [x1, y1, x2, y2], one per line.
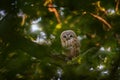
[48, 3, 61, 23]
[81, 47, 97, 57]
[90, 13, 112, 30]
[115, 0, 120, 12]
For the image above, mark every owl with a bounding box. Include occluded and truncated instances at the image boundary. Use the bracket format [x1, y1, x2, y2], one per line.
[60, 30, 80, 59]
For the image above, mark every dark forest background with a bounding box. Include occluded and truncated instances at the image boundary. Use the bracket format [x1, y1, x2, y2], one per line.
[0, 0, 120, 80]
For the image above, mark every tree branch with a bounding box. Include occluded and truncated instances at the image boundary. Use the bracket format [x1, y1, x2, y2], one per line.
[115, 0, 120, 12]
[90, 13, 112, 30]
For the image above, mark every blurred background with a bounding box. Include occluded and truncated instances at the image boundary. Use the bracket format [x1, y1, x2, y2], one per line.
[0, 0, 120, 80]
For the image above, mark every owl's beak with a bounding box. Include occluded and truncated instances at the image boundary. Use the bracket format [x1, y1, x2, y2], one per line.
[66, 38, 70, 40]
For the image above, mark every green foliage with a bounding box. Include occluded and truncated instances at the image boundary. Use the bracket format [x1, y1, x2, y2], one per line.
[0, 0, 120, 80]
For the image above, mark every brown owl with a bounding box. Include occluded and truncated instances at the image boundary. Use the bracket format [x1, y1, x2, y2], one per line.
[60, 30, 80, 59]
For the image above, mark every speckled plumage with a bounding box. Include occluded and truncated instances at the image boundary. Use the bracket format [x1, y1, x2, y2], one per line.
[60, 30, 80, 59]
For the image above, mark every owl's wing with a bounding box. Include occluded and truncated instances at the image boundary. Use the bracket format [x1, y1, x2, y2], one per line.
[72, 38, 80, 53]
[61, 39, 66, 47]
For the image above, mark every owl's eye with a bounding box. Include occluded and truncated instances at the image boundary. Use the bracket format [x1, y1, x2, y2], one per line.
[70, 35, 73, 37]
[63, 35, 66, 38]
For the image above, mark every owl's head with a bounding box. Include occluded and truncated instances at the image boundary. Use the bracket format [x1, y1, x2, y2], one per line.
[60, 30, 77, 41]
